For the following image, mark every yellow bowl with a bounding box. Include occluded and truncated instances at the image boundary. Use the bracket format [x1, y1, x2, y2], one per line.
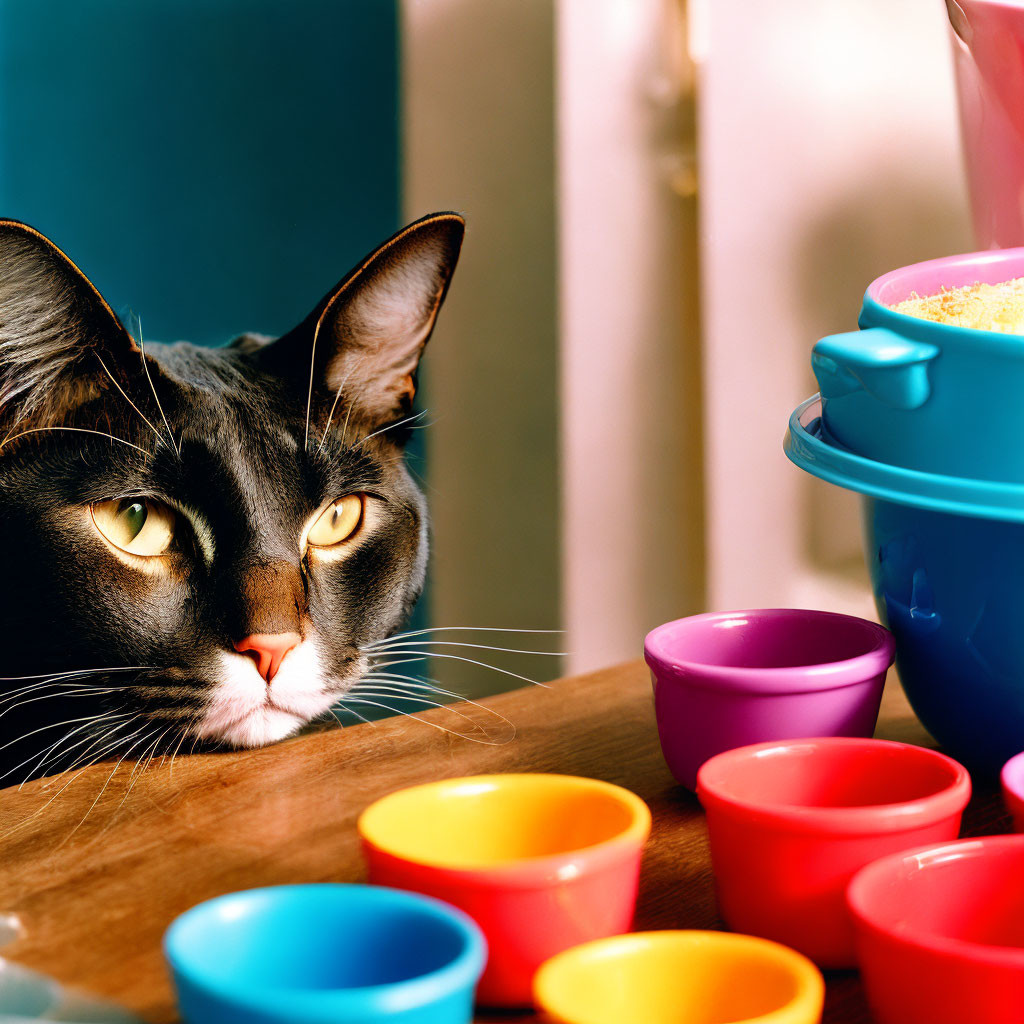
[533, 931, 825, 1024]
[358, 773, 651, 870]
[359, 774, 652, 1007]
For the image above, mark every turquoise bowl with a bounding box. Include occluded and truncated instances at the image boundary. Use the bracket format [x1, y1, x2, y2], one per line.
[164, 884, 486, 1024]
[811, 247, 1024, 482]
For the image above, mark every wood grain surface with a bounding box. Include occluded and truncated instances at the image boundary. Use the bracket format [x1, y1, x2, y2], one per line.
[0, 661, 1011, 1023]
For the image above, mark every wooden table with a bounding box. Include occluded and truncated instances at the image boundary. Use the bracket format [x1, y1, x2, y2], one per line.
[0, 661, 1010, 1022]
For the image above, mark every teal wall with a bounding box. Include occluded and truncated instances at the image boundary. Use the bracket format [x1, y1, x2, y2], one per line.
[0, 0, 400, 343]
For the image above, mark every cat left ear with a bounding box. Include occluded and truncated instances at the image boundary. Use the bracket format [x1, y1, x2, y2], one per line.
[0, 219, 140, 427]
[260, 212, 465, 429]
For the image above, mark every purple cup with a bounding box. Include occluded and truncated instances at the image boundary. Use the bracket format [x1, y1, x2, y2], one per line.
[1001, 751, 1024, 832]
[644, 609, 896, 789]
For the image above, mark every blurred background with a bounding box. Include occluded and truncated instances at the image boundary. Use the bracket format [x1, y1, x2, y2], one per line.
[0, 0, 973, 699]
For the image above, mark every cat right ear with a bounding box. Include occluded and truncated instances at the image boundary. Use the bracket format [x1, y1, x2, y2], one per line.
[0, 220, 143, 428]
[256, 212, 465, 435]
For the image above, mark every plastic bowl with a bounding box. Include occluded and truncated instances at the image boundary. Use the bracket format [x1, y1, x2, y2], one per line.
[1001, 751, 1024, 831]
[810, 247, 1024, 482]
[163, 884, 486, 1024]
[696, 737, 971, 968]
[358, 774, 651, 1007]
[532, 931, 824, 1024]
[848, 836, 1024, 1024]
[644, 609, 894, 789]
[785, 396, 1024, 774]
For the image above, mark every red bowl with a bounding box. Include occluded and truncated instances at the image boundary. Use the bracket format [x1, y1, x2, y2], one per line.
[847, 836, 1024, 1024]
[1000, 751, 1024, 831]
[696, 737, 971, 968]
[358, 774, 651, 1007]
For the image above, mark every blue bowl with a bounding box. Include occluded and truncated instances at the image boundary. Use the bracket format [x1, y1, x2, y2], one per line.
[786, 397, 1024, 774]
[810, 247, 1024, 482]
[164, 885, 486, 1024]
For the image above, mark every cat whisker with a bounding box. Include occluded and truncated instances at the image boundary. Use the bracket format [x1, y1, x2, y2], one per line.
[0, 664, 155, 684]
[0, 710, 134, 755]
[0, 425, 151, 457]
[30, 712, 139, 789]
[316, 367, 358, 455]
[351, 678, 515, 741]
[340, 695, 514, 746]
[6, 709, 131, 788]
[367, 648, 551, 689]
[93, 352, 166, 447]
[328, 704, 378, 729]
[354, 409, 429, 448]
[374, 626, 564, 644]
[365, 639, 568, 657]
[108, 725, 173, 824]
[0, 687, 125, 720]
[363, 656, 428, 672]
[0, 722, 146, 842]
[132, 316, 180, 457]
[60, 725, 159, 844]
[165, 723, 193, 780]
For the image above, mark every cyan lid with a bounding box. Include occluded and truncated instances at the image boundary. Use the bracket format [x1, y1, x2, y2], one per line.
[784, 396, 1024, 523]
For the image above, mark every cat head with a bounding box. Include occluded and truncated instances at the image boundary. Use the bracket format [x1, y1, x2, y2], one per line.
[0, 213, 463, 769]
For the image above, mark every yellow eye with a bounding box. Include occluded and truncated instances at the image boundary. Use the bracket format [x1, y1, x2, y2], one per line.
[307, 494, 364, 548]
[91, 498, 176, 556]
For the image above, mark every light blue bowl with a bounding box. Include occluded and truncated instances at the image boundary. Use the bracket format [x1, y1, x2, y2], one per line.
[811, 247, 1024, 482]
[163, 885, 486, 1024]
[786, 397, 1024, 775]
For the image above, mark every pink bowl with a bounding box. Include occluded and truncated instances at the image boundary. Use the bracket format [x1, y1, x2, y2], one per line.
[644, 609, 895, 789]
[1000, 751, 1024, 831]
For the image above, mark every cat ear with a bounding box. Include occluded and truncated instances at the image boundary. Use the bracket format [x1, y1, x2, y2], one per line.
[260, 212, 465, 428]
[0, 220, 140, 425]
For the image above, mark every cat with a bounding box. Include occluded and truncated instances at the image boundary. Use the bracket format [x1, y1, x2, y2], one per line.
[0, 212, 464, 784]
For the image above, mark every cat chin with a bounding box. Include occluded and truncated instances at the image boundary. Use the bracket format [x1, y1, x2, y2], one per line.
[212, 706, 307, 748]
[194, 639, 344, 748]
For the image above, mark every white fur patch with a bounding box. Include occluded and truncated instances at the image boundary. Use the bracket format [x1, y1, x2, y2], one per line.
[194, 635, 342, 747]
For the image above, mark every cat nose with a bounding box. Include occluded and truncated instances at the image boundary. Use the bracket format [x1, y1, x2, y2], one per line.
[234, 632, 301, 683]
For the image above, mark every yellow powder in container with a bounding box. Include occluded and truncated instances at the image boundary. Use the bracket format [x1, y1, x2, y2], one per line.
[892, 277, 1024, 334]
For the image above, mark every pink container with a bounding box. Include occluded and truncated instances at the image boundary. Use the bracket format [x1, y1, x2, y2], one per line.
[698, 738, 972, 969]
[1000, 751, 1024, 831]
[644, 609, 895, 790]
[948, 0, 1024, 247]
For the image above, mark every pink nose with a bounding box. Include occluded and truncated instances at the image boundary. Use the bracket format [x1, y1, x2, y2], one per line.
[233, 632, 301, 682]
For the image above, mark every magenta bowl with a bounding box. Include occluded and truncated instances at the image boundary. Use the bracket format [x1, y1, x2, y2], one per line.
[1001, 751, 1024, 832]
[644, 609, 895, 789]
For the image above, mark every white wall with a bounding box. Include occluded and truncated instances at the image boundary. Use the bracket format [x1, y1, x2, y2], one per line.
[699, 0, 972, 614]
[402, 0, 561, 693]
[557, 0, 705, 674]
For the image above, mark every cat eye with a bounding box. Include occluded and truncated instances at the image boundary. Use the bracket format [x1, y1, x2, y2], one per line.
[91, 498, 176, 557]
[307, 494, 364, 548]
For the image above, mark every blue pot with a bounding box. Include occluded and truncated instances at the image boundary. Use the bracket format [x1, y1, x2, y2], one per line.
[164, 885, 486, 1024]
[811, 247, 1024, 482]
[786, 397, 1024, 774]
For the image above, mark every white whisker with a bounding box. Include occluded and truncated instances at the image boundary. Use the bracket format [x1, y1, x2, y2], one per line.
[0, 687, 123, 720]
[342, 695, 513, 746]
[355, 409, 429, 448]
[366, 649, 551, 689]
[375, 626, 564, 643]
[0, 710, 133, 755]
[93, 352, 165, 446]
[316, 367, 358, 455]
[0, 425, 150, 456]
[365, 639, 568, 657]
[134, 316, 179, 456]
